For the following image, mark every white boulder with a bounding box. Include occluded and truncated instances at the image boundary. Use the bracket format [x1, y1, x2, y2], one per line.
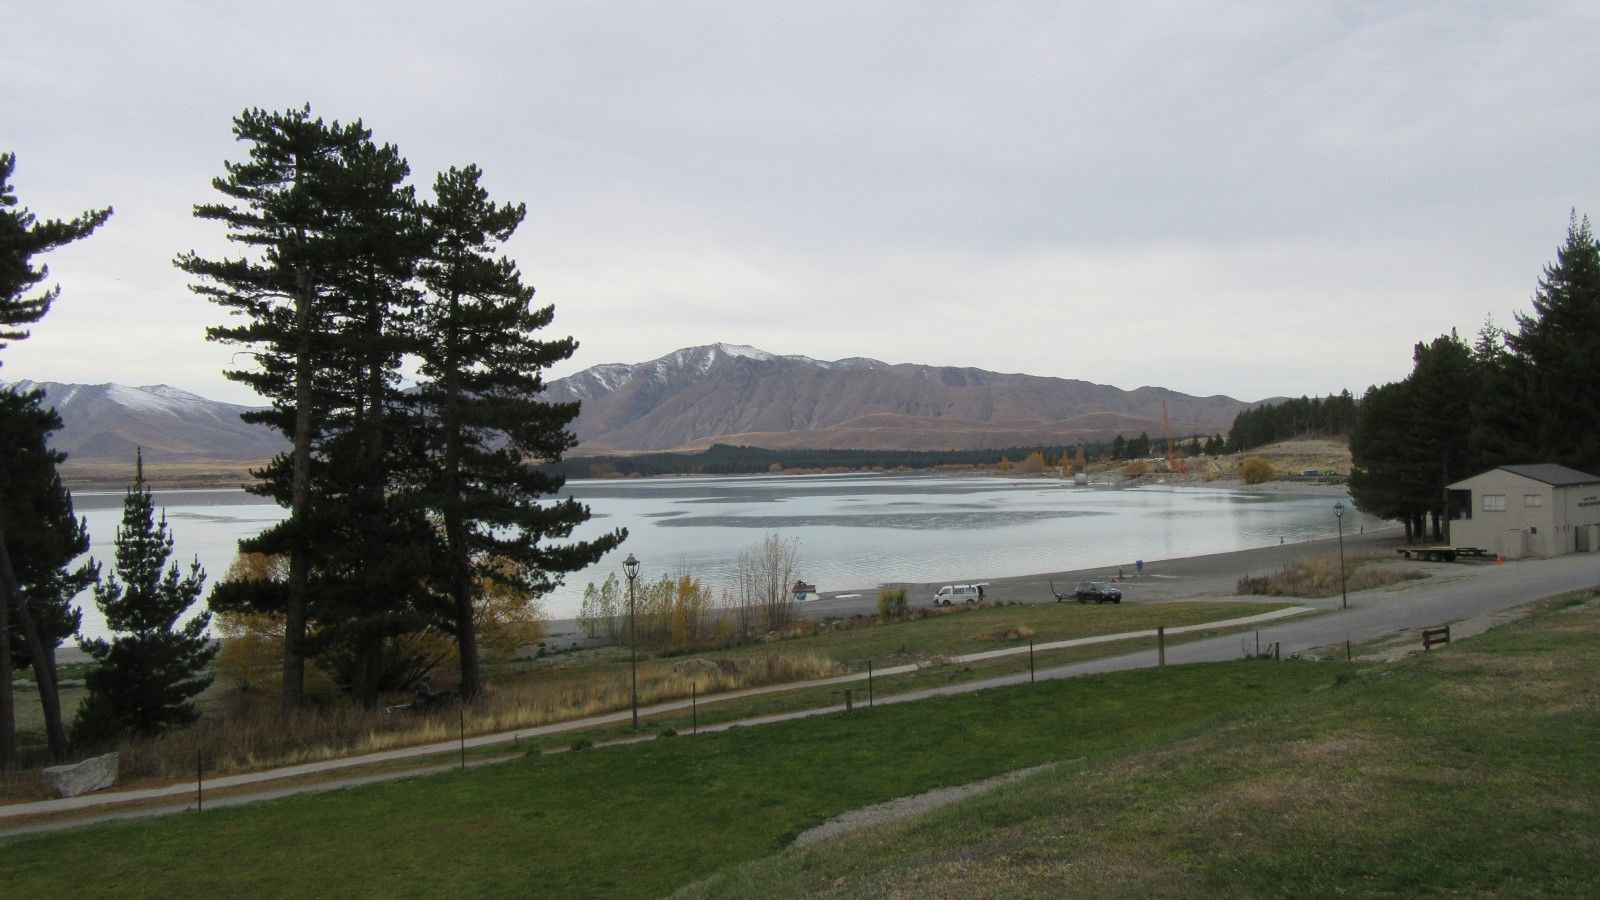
[43, 751, 119, 798]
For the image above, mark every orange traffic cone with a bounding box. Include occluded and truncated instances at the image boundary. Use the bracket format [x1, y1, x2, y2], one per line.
[1496, 555, 1503, 565]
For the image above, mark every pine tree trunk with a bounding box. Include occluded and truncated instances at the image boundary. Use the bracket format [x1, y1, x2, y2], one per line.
[0, 532, 67, 761]
[0, 512, 17, 767]
[442, 296, 481, 700]
[283, 267, 313, 711]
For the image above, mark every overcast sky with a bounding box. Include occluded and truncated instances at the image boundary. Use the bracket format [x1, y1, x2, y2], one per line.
[5, 2, 1598, 405]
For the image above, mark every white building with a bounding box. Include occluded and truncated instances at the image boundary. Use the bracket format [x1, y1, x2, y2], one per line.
[1446, 464, 1600, 559]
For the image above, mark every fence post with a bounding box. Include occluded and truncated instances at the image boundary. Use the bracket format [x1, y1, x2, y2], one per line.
[459, 701, 466, 770]
[1345, 639, 1351, 661]
[1029, 640, 1035, 682]
[692, 682, 698, 735]
[1158, 626, 1166, 667]
[196, 748, 203, 813]
[868, 660, 874, 707]
[1255, 630, 1260, 657]
[844, 688, 853, 712]
[1274, 641, 1280, 661]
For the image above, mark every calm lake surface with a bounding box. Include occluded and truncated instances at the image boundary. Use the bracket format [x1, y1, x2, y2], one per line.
[71, 473, 1379, 640]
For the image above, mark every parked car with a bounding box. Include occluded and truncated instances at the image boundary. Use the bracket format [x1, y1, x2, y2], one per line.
[932, 583, 986, 606]
[1073, 581, 1122, 604]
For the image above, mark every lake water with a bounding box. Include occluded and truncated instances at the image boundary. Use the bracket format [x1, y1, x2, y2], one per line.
[70, 474, 1379, 640]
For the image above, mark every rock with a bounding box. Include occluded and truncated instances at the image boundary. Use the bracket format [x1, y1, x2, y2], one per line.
[44, 751, 119, 798]
[671, 659, 721, 677]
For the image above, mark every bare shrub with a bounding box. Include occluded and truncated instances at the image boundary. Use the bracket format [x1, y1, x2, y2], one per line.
[1239, 456, 1275, 484]
[737, 533, 799, 632]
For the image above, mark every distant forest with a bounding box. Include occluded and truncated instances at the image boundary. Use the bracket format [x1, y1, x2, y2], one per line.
[541, 443, 1102, 478]
[1225, 392, 1359, 453]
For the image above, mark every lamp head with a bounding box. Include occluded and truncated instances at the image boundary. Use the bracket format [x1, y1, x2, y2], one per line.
[623, 552, 640, 580]
[1334, 501, 1345, 519]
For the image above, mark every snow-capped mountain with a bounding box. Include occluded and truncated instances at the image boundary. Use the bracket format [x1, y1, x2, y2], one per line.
[545, 343, 1258, 452]
[7, 343, 1262, 463]
[4, 380, 284, 464]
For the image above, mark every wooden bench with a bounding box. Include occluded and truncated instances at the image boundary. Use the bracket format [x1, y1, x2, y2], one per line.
[1422, 625, 1451, 651]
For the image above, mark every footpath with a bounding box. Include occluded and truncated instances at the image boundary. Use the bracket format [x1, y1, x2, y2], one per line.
[0, 605, 1310, 836]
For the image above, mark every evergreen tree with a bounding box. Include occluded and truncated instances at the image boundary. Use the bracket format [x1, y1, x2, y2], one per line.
[0, 151, 108, 763]
[1467, 315, 1532, 472]
[177, 106, 392, 710]
[300, 134, 435, 709]
[1505, 215, 1600, 473]
[412, 164, 624, 699]
[1402, 333, 1475, 539]
[0, 392, 92, 763]
[1349, 381, 1421, 540]
[73, 455, 215, 742]
[0, 152, 113, 350]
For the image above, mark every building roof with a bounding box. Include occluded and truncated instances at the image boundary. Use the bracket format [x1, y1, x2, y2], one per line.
[1450, 464, 1600, 490]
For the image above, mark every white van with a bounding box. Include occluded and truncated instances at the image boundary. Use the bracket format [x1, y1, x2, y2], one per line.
[932, 583, 986, 606]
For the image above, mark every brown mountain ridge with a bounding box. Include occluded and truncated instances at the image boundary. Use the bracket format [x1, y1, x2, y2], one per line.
[546, 343, 1262, 453]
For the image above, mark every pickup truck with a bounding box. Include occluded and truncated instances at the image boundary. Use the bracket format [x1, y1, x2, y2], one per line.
[1072, 581, 1122, 604]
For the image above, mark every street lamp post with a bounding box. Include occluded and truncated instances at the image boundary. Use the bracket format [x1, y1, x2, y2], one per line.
[623, 553, 641, 729]
[1334, 502, 1347, 610]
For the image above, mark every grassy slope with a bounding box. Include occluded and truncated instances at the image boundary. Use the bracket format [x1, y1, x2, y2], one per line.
[0, 658, 1336, 896]
[681, 593, 1600, 897]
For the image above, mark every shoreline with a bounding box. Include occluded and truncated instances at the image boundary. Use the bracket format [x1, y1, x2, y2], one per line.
[541, 524, 1396, 648]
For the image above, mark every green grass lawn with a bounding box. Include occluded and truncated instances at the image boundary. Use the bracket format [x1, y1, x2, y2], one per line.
[680, 592, 1600, 897]
[16, 594, 1589, 897]
[521, 625, 1256, 753]
[1, 648, 1337, 896]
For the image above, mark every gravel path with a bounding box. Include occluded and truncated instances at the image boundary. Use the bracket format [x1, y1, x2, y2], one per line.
[792, 763, 1063, 847]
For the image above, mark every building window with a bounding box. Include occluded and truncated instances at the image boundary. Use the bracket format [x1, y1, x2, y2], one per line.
[1525, 494, 1544, 508]
[1483, 494, 1506, 512]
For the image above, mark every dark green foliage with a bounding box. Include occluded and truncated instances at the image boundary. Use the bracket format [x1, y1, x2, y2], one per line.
[410, 164, 624, 699]
[0, 391, 91, 662]
[1502, 215, 1600, 473]
[1348, 381, 1416, 536]
[73, 457, 216, 743]
[0, 156, 106, 760]
[178, 106, 437, 709]
[0, 152, 112, 353]
[1226, 391, 1358, 452]
[1352, 214, 1600, 537]
[1402, 333, 1475, 539]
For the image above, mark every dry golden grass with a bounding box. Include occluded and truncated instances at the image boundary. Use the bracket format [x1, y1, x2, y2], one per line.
[1236, 555, 1425, 598]
[0, 652, 841, 801]
[973, 624, 1035, 643]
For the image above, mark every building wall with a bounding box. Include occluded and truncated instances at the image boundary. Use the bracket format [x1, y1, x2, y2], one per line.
[1451, 470, 1556, 558]
[1451, 469, 1600, 558]
[1563, 483, 1600, 553]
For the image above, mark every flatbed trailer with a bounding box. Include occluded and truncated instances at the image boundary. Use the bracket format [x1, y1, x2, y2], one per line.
[1396, 546, 1491, 562]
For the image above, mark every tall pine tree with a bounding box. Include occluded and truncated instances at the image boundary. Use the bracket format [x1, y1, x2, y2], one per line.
[177, 107, 387, 710]
[1505, 214, 1600, 473]
[0, 151, 109, 763]
[73, 454, 216, 742]
[412, 165, 624, 699]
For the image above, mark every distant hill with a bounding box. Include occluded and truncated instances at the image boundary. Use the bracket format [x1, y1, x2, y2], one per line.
[545, 343, 1262, 452]
[8, 346, 1266, 465]
[5, 380, 283, 464]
